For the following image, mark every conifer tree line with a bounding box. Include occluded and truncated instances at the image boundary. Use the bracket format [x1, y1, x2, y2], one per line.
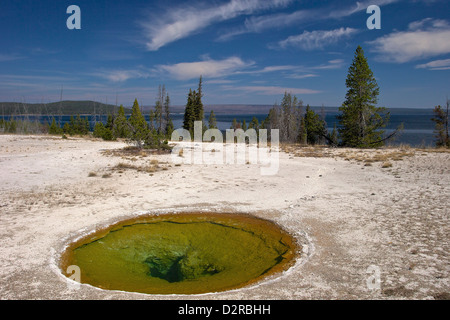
[183, 76, 206, 134]
[229, 46, 397, 148]
[47, 84, 175, 149]
[228, 93, 329, 145]
[1, 47, 447, 149]
[92, 89, 174, 149]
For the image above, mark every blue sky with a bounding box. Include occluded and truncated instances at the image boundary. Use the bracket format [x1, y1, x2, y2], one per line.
[0, 0, 449, 109]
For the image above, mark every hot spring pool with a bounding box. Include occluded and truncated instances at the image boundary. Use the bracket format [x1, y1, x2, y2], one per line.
[61, 212, 299, 294]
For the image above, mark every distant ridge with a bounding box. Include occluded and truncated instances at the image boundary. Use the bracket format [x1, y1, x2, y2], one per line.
[0, 100, 131, 116]
[140, 104, 275, 114]
[1, 100, 433, 117]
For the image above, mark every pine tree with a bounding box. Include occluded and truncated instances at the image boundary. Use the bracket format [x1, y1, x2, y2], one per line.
[195, 76, 204, 122]
[128, 98, 148, 148]
[304, 105, 326, 145]
[113, 105, 128, 139]
[105, 114, 114, 130]
[431, 100, 449, 147]
[299, 117, 307, 145]
[49, 117, 62, 135]
[183, 89, 195, 133]
[208, 110, 217, 129]
[93, 122, 105, 138]
[330, 123, 338, 146]
[231, 118, 238, 130]
[182, 76, 205, 136]
[338, 46, 389, 148]
[241, 119, 247, 131]
[249, 116, 259, 130]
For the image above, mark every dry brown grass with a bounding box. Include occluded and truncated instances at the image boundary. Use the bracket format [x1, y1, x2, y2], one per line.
[111, 161, 167, 174]
[280, 143, 419, 167]
[281, 144, 334, 158]
[381, 161, 393, 168]
[102, 146, 170, 160]
[338, 150, 414, 163]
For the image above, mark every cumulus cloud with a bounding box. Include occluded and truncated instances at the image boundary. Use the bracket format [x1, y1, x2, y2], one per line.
[276, 28, 358, 50]
[157, 56, 253, 80]
[140, 0, 292, 51]
[368, 18, 450, 63]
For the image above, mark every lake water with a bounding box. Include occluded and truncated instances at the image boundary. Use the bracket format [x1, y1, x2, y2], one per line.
[1, 109, 438, 147]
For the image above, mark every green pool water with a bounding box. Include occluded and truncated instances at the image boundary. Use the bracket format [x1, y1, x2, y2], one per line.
[61, 213, 298, 294]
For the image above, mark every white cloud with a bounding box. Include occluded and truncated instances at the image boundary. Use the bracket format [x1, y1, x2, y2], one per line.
[219, 0, 401, 41]
[141, 0, 292, 51]
[369, 18, 450, 63]
[237, 65, 299, 75]
[217, 9, 311, 41]
[416, 58, 450, 70]
[94, 69, 150, 82]
[157, 56, 253, 80]
[287, 73, 318, 79]
[277, 28, 358, 50]
[312, 59, 345, 70]
[327, 0, 401, 19]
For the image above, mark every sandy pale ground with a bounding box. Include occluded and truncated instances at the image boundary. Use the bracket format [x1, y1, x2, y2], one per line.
[0, 134, 448, 300]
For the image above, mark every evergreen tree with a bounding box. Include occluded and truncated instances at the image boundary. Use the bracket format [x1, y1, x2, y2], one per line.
[93, 122, 105, 138]
[183, 89, 195, 133]
[66, 116, 76, 135]
[431, 100, 449, 147]
[63, 122, 72, 135]
[105, 114, 114, 130]
[249, 116, 259, 130]
[338, 46, 389, 147]
[182, 76, 206, 136]
[128, 98, 148, 148]
[299, 117, 307, 145]
[75, 115, 83, 134]
[208, 110, 217, 129]
[49, 117, 62, 135]
[330, 123, 338, 146]
[304, 105, 327, 145]
[231, 118, 238, 130]
[7, 119, 17, 133]
[84, 117, 90, 134]
[194, 76, 204, 122]
[113, 105, 128, 138]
